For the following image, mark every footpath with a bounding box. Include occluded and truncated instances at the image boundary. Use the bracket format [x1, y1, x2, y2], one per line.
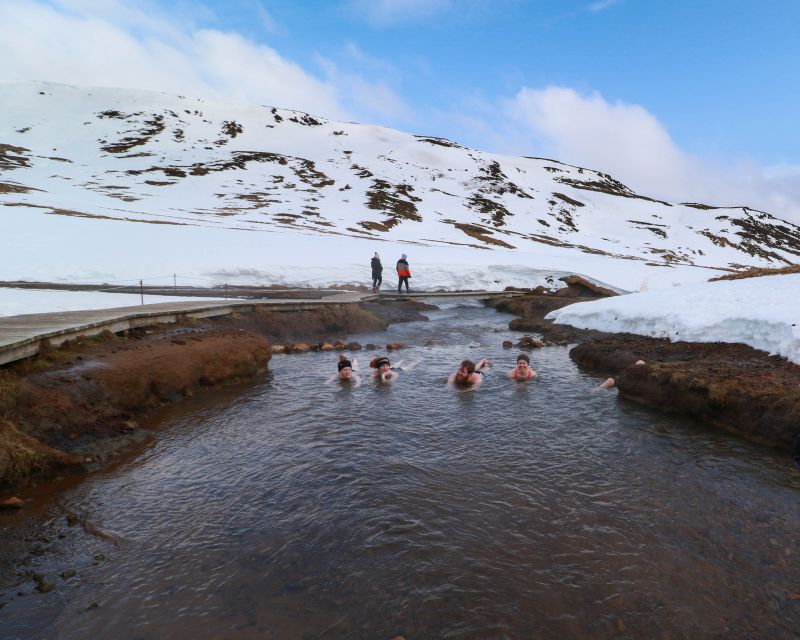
[0, 290, 521, 366]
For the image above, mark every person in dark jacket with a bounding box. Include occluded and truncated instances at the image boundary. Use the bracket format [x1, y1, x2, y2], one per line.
[371, 252, 383, 292]
[396, 254, 410, 293]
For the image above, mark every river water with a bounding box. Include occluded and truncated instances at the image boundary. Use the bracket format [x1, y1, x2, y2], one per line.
[2, 300, 799, 639]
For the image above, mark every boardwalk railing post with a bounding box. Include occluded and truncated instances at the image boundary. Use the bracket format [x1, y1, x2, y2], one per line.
[225, 283, 228, 300]
[140, 279, 144, 306]
[174, 273, 177, 294]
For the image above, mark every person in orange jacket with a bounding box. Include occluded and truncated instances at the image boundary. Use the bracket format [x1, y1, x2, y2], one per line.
[396, 253, 410, 293]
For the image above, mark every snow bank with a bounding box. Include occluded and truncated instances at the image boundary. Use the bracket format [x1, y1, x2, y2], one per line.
[546, 273, 800, 364]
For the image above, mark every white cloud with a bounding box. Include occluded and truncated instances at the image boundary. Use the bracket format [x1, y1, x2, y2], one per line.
[587, 0, 623, 13]
[315, 54, 413, 122]
[487, 86, 800, 224]
[504, 87, 691, 190]
[344, 0, 452, 26]
[2, 1, 798, 226]
[250, 1, 281, 35]
[0, 0, 352, 119]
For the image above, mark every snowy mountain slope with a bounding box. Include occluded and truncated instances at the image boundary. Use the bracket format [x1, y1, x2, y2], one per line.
[2, 82, 800, 291]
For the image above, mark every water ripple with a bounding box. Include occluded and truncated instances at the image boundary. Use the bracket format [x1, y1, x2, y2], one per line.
[4, 304, 799, 639]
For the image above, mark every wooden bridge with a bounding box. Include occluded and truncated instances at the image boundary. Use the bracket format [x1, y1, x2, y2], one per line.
[0, 289, 523, 366]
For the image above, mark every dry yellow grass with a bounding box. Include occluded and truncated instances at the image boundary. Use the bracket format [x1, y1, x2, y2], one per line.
[710, 263, 800, 281]
[0, 419, 77, 486]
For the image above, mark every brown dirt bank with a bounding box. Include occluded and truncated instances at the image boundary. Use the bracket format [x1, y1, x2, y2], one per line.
[571, 338, 800, 450]
[0, 302, 400, 491]
[488, 292, 617, 344]
[0, 326, 271, 488]
[490, 290, 800, 451]
[212, 297, 432, 341]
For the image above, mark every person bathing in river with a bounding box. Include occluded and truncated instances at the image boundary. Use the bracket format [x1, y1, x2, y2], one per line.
[337, 355, 357, 380]
[370, 355, 398, 382]
[332, 355, 361, 386]
[508, 353, 536, 381]
[448, 358, 489, 388]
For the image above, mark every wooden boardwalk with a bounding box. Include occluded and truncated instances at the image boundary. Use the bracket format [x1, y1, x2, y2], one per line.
[0, 290, 521, 366]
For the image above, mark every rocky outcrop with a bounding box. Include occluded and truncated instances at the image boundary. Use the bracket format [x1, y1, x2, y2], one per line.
[359, 298, 436, 324]
[555, 275, 618, 298]
[214, 304, 389, 341]
[489, 292, 615, 343]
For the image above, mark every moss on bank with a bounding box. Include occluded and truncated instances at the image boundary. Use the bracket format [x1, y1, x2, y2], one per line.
[0, 302, 397, 491]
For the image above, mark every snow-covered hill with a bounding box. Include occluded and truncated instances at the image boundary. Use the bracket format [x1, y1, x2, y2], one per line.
[2, 82, 800, 291]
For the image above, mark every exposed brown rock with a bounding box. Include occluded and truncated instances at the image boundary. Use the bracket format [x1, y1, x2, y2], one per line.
[359, 298, 434, 324]
[0, 496, 25, 509]
[518, 336, 543, 349]
[556, 275, 618, 298]
[488, 292, 618, 344]
[214, 304, 388, 343]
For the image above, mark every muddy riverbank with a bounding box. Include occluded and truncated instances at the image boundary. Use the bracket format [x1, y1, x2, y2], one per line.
[3, 281, 797, 497]
[0, 299, 433, 492]
[3, 298, 798, 639]
[490, 290, 800, 451]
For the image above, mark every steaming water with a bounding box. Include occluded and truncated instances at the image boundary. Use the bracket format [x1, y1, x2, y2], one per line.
[2, 301, 799, 639]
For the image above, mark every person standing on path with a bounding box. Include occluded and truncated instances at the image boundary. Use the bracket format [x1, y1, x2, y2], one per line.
[396, 254, 410, 293]
[371, 252, 383, 292]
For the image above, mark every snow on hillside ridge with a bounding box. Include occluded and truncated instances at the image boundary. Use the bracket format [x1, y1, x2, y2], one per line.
[2, 81, 800, 292]
[546, 273, 800, 365]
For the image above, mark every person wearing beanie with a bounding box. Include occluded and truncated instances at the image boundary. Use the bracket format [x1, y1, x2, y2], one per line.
[335, 354, 360, 385]
[396, 253, 410, 293]
[448, 357, 489, 388]
[508, 353, 536, 380]
[370, 252, 383, 292]
[369, 354, 398, 382]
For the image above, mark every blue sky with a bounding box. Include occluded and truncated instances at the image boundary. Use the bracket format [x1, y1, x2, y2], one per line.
[2, 0, 800, 220]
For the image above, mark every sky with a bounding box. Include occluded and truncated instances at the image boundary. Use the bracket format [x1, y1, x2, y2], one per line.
[2, 0, 800, 223]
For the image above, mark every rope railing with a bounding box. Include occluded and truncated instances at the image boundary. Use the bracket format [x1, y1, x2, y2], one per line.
[2, 275, 355, 305]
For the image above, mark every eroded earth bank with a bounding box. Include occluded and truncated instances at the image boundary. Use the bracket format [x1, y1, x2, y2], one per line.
[0, 300, 434, 494]
[2, 280, 798, 502]
[490, 281, 800, 452]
